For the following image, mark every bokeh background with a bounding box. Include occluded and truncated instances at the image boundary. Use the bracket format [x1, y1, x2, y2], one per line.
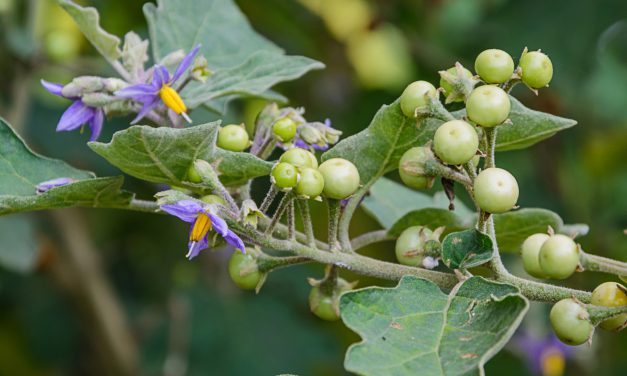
[0, 0, 626, 375]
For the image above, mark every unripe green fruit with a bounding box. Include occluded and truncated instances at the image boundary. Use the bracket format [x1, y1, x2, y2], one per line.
[318, 158, 360, 199]
[217, 124, 250, 152]
[308, 278, 352, 321]
[519, 51, 553, 89]
[187, 165, 202, 183]
[398, 147, 435, 190]
[440, 66, 473, 102]
[400, 80, 437, 118]
[395, 226, 438, 267]
[520, 233, 550, 278]
[200, 194, 226, 206]
[473, 168, 519, 214]
[550, 298, 593, 346]
[538, 234, 579, 280]
[280, 148, 318, 169]
[433, 120, 479, 165]
[227, 251, 262, 290]
[591, 282, 627, 331]
[271, 162, 299, 189]
[466, 85, 511, 127]
[474, 49, 515, 84]
[295, 167, 325, 198]
[272, 117, 297, 142]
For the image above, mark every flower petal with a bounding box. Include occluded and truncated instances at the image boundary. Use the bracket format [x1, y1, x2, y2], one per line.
[115, 84, 158, 99]
[224, 230, 246, 253]
[57, 101, 95, 132]
[161, 200, 204, 222]
[186, 236, 209, 260]
[41, 79, 64, 97]
[172, 44, 201, 83]
[207, 212, 228, 236]
[89, 109, 104, 141]
[153, 65, 170, 87]
[130, 96, 160, 124]
[36, 177, 74, 193]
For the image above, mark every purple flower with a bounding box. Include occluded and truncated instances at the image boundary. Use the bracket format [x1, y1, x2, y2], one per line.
[41, 80, 105, 141]
[160, 199, 245, 260]
[115, 45, 201, 124]
[512, 332, 573, 376]
[36, 177, 75, 194]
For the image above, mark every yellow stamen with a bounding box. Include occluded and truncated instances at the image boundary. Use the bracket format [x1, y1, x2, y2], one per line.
[190, 213, 212, 242]
[541, 349, 565, 376]
[159, 84, 189, 120]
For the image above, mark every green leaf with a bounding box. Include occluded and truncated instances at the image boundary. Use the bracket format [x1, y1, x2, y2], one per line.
[0, 214, 38, 273]
[441, 229, 493, 269]
[493, 208, 563, 253]
[0, 118, 132, 215]
[89, 122, 273, 187]
[361, 177, 473, 230]
[341, 276, 528, 376]
[143, 0, 323, 112]
[453, 96, 577, 151]
[56, 0, 122, 61]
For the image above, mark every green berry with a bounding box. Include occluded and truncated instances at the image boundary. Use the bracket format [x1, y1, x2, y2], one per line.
[473, 167, 519, 214]
[538, 234, 579, 279]
[308, 278, 352, 321]
[271, 162, 299, 189]
[433, 120, 479, 165]
[272, 117, 297, 142]
[280, 148, 318, 169]
[440, 66, 473, 103]
[550, 298, 593, 346]
[398, 147, 435, 190]
[295, 167, 325, 198]
[187, 165, 203, 183]
[318, 158, 361, 199]
[200, 194, 226, 206]
[395, 226, 439, 267]
[474, 49, 515, 84]
[227, 251, 262, 290]
[466, 85, 511, 127]
[519, 51, 553, 89]
[400, 80, 437, 118]
[217, 124, 250, 152]
[520, 233, 550, 278]
[591, 282, 627, 331]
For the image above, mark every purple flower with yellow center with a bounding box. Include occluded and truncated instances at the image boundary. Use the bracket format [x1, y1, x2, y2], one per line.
[160, 200, 245, 260]
[36, 177, 75, 194]
[40, 80, 105, 141]
[513, 332, 573, 376]
[115, 45, 201, 124]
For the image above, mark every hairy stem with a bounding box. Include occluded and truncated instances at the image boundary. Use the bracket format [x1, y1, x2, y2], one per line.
[588, 305, 627, 326]
[287, 200, 295, 241]
[260, 185, 278, 213]
[257, 254, 311, 273]
[297, 199, 316, 247]
[351, 230, 395, 252]
[484, 127, 497, 168]
[327, 199, 342, 252]
[265, 193, 291, 235]
[580, 251, 627, 277]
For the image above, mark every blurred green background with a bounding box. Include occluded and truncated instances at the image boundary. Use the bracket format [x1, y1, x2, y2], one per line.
[0, 0, 626, 375]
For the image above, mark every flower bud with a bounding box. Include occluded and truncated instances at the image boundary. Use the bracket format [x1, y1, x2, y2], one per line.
[300, 124, 324, 145]
[241, 199, 264, 228]
[121, 31, 149, 73]
[62, 76, 105, 97]
[190, 56, 213, 83]
[103, 78, 128, 93]
[159, 49, 186, 70]
[81, 93, 117, 107]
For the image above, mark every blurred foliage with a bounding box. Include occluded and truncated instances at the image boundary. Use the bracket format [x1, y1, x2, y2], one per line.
[0, 0, 626, 375]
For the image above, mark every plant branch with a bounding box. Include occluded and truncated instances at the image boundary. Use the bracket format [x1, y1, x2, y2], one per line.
[351, 230, 394, 251]
[265, 192, 291, 235]
[580, 251, 627, 277]
[484, 127, 497, 168]
[260, 185, 278, 213]
[327, 199, 342, 252]
[297, 199, 316, 247]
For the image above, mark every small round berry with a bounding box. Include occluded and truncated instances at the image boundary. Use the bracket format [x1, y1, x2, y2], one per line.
[272, 117, 297, 142]
[399, 147, 435, 190]
[466, 85, 511, 127]
[519, 51, 553, 89]
[200, 194, 226, 206]
[295, 167, 325, 198]
[217, 124, 250, 152]
[227, 251, 262, 290]
[395, 226, 437, 267]
[538, 234, 579, 280]
[400, 80, 437, 118]
[433, 120, 479, 165]
[520, 233, 550, 278]
[440, 66, 473, 102]
[309, 278, 352, 321]
[473, 167, 519, 214]
[187, 165, 202, 183]
[318, 158, 361, 199]
[474, 49, 515, 84]
[550, 298, 593, 346]
[271, 162, 299, 189]
[280, 148, 318, 169]
[591, 282, 627, 331]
